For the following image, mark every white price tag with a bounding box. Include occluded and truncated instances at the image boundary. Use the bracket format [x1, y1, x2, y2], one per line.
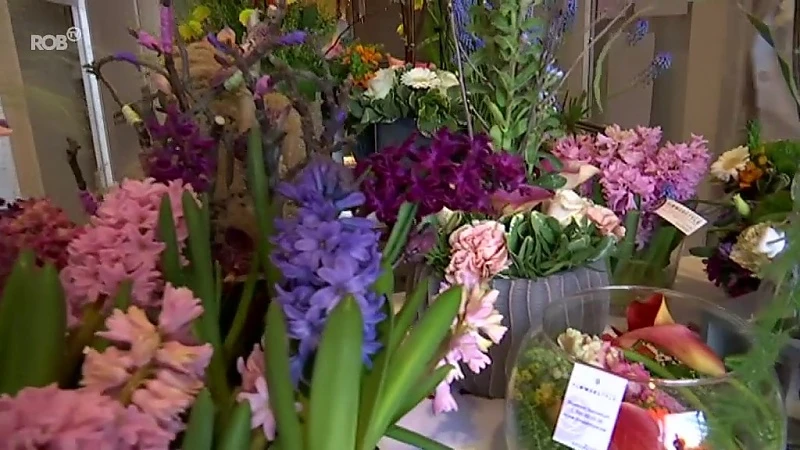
[552, 364, 628, 450]
[654, 199, 707, 236]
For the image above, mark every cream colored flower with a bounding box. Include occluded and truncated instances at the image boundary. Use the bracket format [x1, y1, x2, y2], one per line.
[544, 189, 591, 226]
[436, 70, 459, 91]
[401, 67, 440, 89]
[710, 146, 750, 182]
[365, 68, 396, 100]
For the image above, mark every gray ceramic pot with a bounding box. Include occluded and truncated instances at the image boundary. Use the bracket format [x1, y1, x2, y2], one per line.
[354, 119, 431, 159]
[415, 264, 609, 399]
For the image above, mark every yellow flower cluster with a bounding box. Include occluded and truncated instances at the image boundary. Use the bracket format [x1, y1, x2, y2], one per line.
[178, 6, 211, 42]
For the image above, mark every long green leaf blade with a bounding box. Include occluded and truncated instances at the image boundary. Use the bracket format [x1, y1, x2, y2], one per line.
[362, 286, 462, 448]
[0, 251, 35, 381]
[383, 202, 418, 265]
[309, 296, 363, 450]
[385, 425, 454, 450]
[393, 364, 451, 422]
[182, 389, 215, 450]
[182, 192, 218, 337]
[157, 195, 184, 286]
[264, 301, 304, 449]
[389, 277, 430, 352]
[245, 125, 278, 287]
[218, 401, 252, 450]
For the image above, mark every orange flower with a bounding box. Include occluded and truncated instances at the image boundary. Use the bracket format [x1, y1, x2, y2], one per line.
[343, 44, 382, 67]
[738, 161, 763, 188]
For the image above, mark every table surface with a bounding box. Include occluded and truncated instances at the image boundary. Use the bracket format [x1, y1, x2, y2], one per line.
[378, 257, 731, 450]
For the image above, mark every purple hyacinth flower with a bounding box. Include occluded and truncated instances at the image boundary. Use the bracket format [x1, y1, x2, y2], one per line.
[159, 4, 175, 53]
[113, 52, 141, 69]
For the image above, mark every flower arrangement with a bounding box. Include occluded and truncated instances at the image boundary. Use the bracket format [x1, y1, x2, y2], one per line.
[0, 1, 485, 448]
[552, 125, 711, 286]
[691, 121, 797, 297]
[508, 289, 785, 450]
[349, 64, 464, 136]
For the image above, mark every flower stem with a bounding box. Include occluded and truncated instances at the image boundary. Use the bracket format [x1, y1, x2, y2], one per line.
[60, 303, 105, 386]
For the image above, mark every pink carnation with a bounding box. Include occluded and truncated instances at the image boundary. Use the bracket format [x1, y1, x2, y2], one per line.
[81, 284, 212, 436]
[60, 179, 195, 324]
[0, 384, 171, 449]
[444, 221, 508, 288]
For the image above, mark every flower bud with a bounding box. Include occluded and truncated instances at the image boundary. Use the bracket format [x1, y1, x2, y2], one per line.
[732, 194, 750, 217]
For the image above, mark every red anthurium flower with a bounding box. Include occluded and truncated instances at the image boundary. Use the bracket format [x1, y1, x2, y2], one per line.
[616, 324, 726, 376]
[610, 403, 665, 450]
[626, 292, 675, 331]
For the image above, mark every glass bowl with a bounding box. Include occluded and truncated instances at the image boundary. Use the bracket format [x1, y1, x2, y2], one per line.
[505, 286, 786, 450]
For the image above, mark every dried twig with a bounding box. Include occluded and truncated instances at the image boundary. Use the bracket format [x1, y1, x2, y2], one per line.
[65, 138, 87, 191]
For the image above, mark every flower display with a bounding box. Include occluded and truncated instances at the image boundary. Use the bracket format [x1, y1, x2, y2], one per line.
[60, 179, 195, 324]
[508, 290, 784, 450]
[0, 198, 79, 291]
[694, 121, 797, 297]
[272, 158, 385, 379]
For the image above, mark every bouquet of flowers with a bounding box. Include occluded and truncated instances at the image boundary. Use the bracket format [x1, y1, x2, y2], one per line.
[552, 125, 711, 287]
[508, 289, 785, 450]
[691, 121, 797, 297]
[0, 2, 477, 449]
[349, 63, 464, 136]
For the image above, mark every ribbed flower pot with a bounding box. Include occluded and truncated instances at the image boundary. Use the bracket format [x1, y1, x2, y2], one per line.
[415, 264, 609, 399]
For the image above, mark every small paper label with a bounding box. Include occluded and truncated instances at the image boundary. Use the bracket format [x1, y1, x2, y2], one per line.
[552, 363, 628, 450]
[654, 199, 707, 235]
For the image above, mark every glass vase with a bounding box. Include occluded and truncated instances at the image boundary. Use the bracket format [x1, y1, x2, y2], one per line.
[612, 241, 685, 288]
[505, 286, 786, 450]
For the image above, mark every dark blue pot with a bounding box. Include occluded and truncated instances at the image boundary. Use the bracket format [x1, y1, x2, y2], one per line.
[354, 119, 432, 159]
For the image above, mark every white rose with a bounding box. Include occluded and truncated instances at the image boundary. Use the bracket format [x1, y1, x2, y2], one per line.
[710, 146, 750, 182]
[436, 70, 459, 91]
[545, 189, 591, 226]
[365, 68, 396, 100]
[401, 67, 440, 89]
[756, 226, 786, 258]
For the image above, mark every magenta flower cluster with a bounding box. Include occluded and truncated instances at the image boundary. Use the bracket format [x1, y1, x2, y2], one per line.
[552, 125, 709, 245]
[81, 284, 213, 437]
[355, 129, 528, 224]
[60, 178, 195, 325]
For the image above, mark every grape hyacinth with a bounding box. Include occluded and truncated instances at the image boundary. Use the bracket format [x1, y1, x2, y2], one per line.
[272, 157, 386, 381]
[627, 19, 649, 45]
[144, 104, 217, 193]
[81, 284, 213, 437]
[0, 384, 171, 448]
[0, 198, 80, 292]
[356, 129, 529, 224]
[639, 52, 672, 85]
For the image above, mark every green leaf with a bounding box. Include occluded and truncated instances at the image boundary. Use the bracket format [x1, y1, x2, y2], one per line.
[264, 301, 304, 449]
[223, 260, 260, 358]
[385, 425, 454, 450]
[752, 191, 794, 221]
[390, 277, 429, 352]
[182, 193, 219, 345]
[245, 126, 279, 288]
[689, 247, 716, 258]
[182, 389, 215, 450]
[383, 202, 418, 265]
[0, 251, 35, 375]
[393, 364, 451, 421]
[362, 286, 462, 448]
[309, 296, 363, 450]
[485, 101, 505, 125]
[0, 261, 66, 395]
[157, 195, 184, 286]
[218, 402, 252, 450]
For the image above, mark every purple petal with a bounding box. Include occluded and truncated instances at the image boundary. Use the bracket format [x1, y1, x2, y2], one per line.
[159, 5, 175, 53]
